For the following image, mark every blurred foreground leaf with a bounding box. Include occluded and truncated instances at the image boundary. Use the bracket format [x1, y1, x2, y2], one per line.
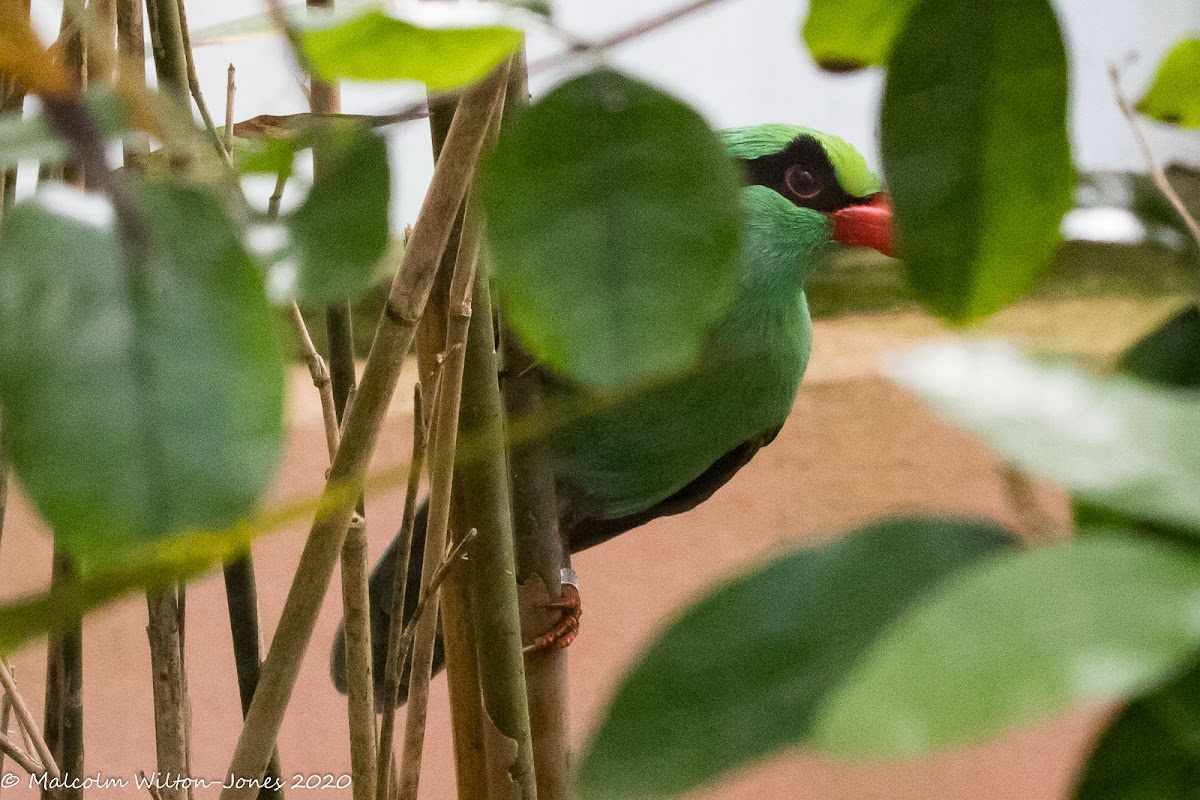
[882, 0, 1073, 321]
[1138, 39, 1200, 128]
[578, 517, 1019, 800]
[1074, 658, 1200, 800]
[280, 127, 390, 303]
[891, 341, 1200, 535]
[301, 9, 521, 87]
[801, 0, 918, 71]
[0, 183, 285, 569]
[813, 534, 1200, 757]
[481, 69, 743, 389]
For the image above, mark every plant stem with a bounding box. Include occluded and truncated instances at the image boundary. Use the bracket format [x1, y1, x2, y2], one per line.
[85, 0, 117, 86]
[174, 0, 229, 163]
[1108, 64, 1200, 251]
[0, 660, 58, 779]
[455, 187, 537, 800]
[397, 190, 485, 800]
[497, 52, 571, 800]
[215, 70, 285, 800]
[145, 0, 188, 101]
[146, 589, 189, 800]
[286, 304, 339, 461]
[375, 387, 426, 800]
[217, 65, 508, 800]
[300, 0, 378, 789]
[115, 0, 148, 171]
[0, 729, 43, 777]
[414, 94, 490, 800]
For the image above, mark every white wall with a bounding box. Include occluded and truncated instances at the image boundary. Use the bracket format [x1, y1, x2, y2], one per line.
[26, 0, 1200, 225]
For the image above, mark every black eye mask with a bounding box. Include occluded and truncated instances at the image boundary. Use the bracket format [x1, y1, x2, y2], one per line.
[738, 135, 863, 213]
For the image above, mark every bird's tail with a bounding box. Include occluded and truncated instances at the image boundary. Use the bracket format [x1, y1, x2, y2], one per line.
[329, 499, 445, 708]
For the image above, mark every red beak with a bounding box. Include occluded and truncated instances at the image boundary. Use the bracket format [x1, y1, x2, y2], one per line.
[830, 194, 895, 258]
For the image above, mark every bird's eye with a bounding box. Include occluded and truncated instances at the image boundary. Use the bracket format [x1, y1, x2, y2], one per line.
[785, 165, 822, 200]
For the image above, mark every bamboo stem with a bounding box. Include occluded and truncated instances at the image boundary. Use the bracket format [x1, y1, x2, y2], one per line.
[0, 660, 58, 779]
[397, 194, 484, 800]
[145, 0, 188, 101]
[415, 93, 490, 800]
[115, 0, 148, 171]
[146, 590, 189, 800]
[218, 65, 509, 800]
[498, 52, 571, 800]
[287, 304, 340, 461]
[455, 206, 537, 800]
[374, 387, 427, 800]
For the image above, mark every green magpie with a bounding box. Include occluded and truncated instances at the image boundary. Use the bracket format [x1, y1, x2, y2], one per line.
[331, 123, 894, 704]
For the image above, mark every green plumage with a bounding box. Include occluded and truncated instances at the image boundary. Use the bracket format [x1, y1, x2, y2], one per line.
[333, 123, 885, 703]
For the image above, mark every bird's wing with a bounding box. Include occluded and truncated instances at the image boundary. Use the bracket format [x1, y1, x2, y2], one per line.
[566, 426, 782, 553]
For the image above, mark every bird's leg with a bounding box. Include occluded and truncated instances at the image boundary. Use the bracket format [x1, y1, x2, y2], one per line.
[524, 569, 582, 653]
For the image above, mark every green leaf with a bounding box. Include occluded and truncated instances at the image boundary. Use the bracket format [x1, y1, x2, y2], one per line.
[801, 0, 918, 72]
[881, 0, 1073, 321]
[890, 341, 1200, 535]
[1119, 305, 1200, 389]
[813, 533, 1200, 758]
[1138, 39, 1200, 128]
[0, 183, 286, 569]
[300, 9, 521, 88]
[1074, 658, 1200, 800]
[280, 127, 390, 303]
[577, 517, 1019, 800]
[480, 69, 743, 389]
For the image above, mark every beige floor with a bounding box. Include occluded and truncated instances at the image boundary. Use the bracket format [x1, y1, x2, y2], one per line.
[0, 297, 1167, 800]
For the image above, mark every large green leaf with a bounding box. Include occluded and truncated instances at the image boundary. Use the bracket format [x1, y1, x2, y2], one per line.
[301, 9, 521, 88]
[812, 533, 1200, 758]
[801, 0, 919, 72]
[1074, 658, 1200, 800]
[577, 518, 1019, 800]
[881, 0, 1073, 321]
[0, 183, 285, 569]
[480, 69, 743, 389]
[1138, 39, 1200, 128]
[280, 127, 390, 303]
[890, 341, 1200, 535]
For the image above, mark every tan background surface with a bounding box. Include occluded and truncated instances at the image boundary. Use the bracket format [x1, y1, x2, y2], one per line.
[2, 299, 1161, 800]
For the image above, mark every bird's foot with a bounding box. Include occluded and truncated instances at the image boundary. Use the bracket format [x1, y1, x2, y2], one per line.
[524, 568, 582, 653]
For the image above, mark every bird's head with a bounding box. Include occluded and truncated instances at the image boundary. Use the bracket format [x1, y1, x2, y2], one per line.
[721, 124, 894, 259]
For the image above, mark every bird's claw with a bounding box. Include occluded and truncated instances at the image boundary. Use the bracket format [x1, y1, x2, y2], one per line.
[526, 577, 581, 653]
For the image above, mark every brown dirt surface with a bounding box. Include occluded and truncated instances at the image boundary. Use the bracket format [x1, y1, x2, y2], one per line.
[0, 298, 1171, 800]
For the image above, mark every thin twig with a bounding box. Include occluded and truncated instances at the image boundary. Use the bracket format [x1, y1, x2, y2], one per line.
[286, 304, 340, 461]
[139, 771, 163, 800]
[0, 729, 44, 777]
[174, 0, 230, 164]
[218, 65, 509, 800]
[1109, 63, 1200, 250]
[1, 658, 59, 779]
[0, 692, 10, 790]
[374, 386, 427, 800]
[224, 64, 236, 156]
